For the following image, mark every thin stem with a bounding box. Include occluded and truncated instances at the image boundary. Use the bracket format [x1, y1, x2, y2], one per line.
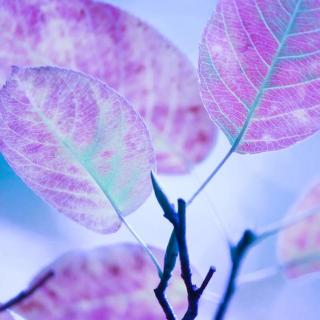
[0, 270, 54, 312]
[117, 212, 163, 278]
[238, 252, 320, 286]
[214, 230, 256, 320]
[187, 147, 234, 206]
[256, 206, 320, 242]
[237, 266, 280, 285]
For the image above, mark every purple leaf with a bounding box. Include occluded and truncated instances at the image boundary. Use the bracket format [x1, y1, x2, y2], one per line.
[0, 66, 155, 233]
[0, 0, 217, 173]
[277, 182, 320, 278]
[14, 244, 187, 320]
[199, 0, 320, 153]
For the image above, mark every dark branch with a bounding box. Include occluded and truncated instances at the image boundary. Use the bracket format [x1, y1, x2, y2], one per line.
[152, 173, 215, 320]
[154, 232, 179, 320]
[198, 266, 216, 296]
[214, 230, 256, 320]
[0, 270, 54, 312]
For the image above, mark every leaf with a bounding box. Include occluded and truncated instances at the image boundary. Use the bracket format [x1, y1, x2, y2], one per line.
[14, 244, 187, 320]
[199, 0, 320, 153]
[0, 66, 155, 233]
[0, 0, 216, 174]
[277, 181, 320, 278]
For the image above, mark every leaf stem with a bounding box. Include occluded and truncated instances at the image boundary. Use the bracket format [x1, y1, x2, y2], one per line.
[255, 206, 320, 242]
[187, 146, 234, 206]
[0, 270, 54, 312]
[237, 265, 280, 285]
[117, 212, 163, 278]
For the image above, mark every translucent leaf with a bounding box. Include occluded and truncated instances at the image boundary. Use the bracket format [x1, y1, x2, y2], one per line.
[0, 0, 217, 173]
[278, 182, 320, 278]
[14, 244, 187, 320]
[0, 67, 155, 233]
[199, 0, 320, 153]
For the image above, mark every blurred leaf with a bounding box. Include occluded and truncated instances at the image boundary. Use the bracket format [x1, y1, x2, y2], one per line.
[14, 244, 187, 320]
[0, 0, 216, 174]
[278, 181, 320, 278]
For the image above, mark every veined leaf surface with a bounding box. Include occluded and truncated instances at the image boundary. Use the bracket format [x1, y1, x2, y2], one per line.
[278, 182, 320, 278]
[0, 0, 216, 173]
[199, 0, 320, 153]
[14, 244, 186, 320]
[0, 67, 155, 233]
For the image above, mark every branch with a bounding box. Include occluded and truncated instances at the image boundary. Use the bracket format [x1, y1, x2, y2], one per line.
[0, 270, 54, 312]
[154, 232, 179, 320]
[213, 230, 256, 320]
[176, 200, 215, 320]
[152, 173, 215, 320]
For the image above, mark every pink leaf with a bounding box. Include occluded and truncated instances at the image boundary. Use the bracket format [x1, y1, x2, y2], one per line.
[0, 66, 155, 233]
[14, 244, 187, 320]
[0, 0, 216, 174]
[199, 0, 320, 154]
[277, 182, 320, 278]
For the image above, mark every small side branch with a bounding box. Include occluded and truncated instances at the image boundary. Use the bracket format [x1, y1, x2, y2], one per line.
[214, 230, 256, 320]
[0, 270, 54, 312]
[152, 173, 215, 320]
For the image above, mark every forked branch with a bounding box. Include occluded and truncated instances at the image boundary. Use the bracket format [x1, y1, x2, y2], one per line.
[152, 173, 215, 320]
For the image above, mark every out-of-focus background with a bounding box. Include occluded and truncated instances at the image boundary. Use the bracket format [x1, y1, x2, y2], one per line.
[1, 0, 320, 319]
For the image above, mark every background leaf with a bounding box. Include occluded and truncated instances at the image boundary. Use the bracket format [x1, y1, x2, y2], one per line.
[0, 66, 155, 233]
[14, 244, 187, 320]
[199, 0, 320, 153]
[0, 0, 216, 173]
[277, 181, 320, 278]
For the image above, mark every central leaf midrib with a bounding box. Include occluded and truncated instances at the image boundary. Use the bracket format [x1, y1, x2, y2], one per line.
[232, 0, 304, 151]
[30, 100, 122, 216]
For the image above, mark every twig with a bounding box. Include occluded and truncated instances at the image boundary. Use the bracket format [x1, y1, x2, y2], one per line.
[0, 270, 54, 312]
[187, 147, 234, 206]
[152, 173, 215, 320]
[214, 230, 256, 320]
[213, 204, 320, 319]
[237, 265, 280, 285]
[255, 205, 320, 242]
